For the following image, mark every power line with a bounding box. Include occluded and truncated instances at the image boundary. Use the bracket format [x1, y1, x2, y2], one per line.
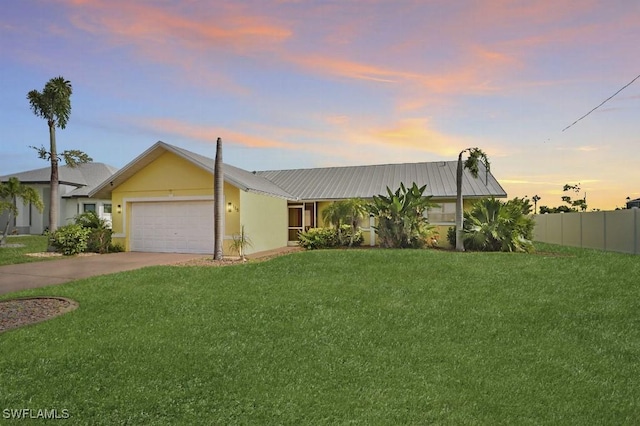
[562, 73, 640, 132]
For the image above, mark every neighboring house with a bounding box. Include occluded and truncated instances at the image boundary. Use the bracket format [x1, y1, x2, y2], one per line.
[0, 162, 118, 234]
[90, 141, 507, 255]
[627, 198, 640, 209]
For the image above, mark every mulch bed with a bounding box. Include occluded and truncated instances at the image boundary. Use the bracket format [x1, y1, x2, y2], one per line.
[0, 297, 78, 333]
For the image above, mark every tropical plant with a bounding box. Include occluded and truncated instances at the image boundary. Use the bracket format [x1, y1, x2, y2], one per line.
[74, 211, 112, 253]
[27, 76, 91, 237]
[298, 227, 337, 250]
[458, 197, 534, 253]
[298, 225, 363, 250]
[367, 182, 435, 248]
[48, 223, 91, 255]
[214, 137, 224, 260]
[230, 225, 253, 261]
[322, 198, 368, 247]
[455, 147, 490, 251]
[0, 178, 44, 246]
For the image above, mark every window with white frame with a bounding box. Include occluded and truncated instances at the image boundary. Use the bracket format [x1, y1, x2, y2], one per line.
[426, 202, 456, 224]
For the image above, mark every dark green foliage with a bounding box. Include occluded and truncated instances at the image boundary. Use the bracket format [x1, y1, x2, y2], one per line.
[107, 242, 125, 253]
[0, 178, 44, 246]
[460, 197, 534, 252]
[539, 183, 588, 213]
[298, 225, 363, 250]
[367, 182, 435, 248]
[74, 211, 113, 253]
[48, 224, 90, 255]
[447, 225, 456, 247]
[321, 198, 367, 247]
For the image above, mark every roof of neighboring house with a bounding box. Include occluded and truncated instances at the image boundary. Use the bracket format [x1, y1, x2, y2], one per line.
[256, 161, 507, 200]
[0, 163, 119, 198]
[89, 141, 296, 200]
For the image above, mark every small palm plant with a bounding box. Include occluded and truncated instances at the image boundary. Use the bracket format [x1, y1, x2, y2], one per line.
[230, 225, 253, 261]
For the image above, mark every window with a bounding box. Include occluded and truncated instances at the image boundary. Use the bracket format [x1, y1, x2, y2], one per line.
[426, 202, 456, 224]
[83, 203, 96, 213]
[103, 204, 112, 214]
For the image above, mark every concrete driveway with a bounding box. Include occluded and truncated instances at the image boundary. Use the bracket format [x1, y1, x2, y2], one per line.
[0, 252, 203, 296]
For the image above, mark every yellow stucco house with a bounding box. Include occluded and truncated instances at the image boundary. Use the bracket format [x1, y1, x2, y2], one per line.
[90, 141, 507, 255]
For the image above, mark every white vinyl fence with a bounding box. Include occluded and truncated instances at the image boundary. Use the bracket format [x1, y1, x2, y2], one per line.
[532, 209, 640, 255]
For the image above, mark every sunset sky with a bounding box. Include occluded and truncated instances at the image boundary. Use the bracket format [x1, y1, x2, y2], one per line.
[1, 0, 638, 210]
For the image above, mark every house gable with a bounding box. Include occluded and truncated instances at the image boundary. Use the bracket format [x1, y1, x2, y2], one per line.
[115, 151, 213, 197]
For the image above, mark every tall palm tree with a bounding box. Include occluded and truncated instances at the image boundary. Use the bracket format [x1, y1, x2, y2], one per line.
[214, 137, 224, 260]
[455, 147, 490, 251]
[0, 177, 44, 246]
[27, 76, 72, 234]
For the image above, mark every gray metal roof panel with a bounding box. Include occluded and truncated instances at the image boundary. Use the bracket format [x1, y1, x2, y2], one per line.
[256, 161, 506, 200]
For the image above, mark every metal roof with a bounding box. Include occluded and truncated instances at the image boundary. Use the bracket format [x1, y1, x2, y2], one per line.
[0, 163, 118, 198]
[256, 161, 506, 200]
[88, 141, 507, 201]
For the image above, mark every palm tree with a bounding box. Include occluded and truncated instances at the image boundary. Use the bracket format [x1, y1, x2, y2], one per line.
[455, 147, 490, 251]
[322, 198, 367, 247]
[213, 137, 224, 260]
[27, 76, 90, 236]
[0, 177, 44, 246]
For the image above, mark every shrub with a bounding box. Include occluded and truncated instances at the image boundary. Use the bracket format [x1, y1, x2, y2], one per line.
[49, 224, 91, 255]
[459, 197, 534, 253]
[337, 224, 364, 247]
[298, 228, 338, 250]
[74, 211, 113, 253]
[108, 242, 125, 253]
[367, 183, 435, 248]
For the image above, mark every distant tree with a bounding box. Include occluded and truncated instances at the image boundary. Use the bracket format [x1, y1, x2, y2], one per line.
[538, 183, 587, 213]
[455, 148, 490, 251]
[213, 137, 224, 260]
[0, 177, 44, 246]
[532, 195, 541, 214]
[27, 76, 91, 237]
[561, 183, 587, 211]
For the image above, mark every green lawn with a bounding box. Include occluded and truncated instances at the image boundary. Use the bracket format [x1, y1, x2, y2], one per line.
[1, 245, 639, 424]
[0, 235, 50, 266]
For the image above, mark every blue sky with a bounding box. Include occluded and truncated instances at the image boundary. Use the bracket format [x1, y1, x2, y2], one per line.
[1, 0, 639, 210]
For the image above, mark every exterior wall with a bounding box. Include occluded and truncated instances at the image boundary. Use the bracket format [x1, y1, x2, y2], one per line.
[239, 191, 288, 254]
[533, 209, 640, 255]
[111, 151, 238, 254]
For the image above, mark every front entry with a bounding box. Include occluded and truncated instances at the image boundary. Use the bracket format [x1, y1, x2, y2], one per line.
[288, 202, 316, 245]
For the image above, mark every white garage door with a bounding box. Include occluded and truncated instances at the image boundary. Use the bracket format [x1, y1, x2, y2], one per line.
[130, 201, 215, 254]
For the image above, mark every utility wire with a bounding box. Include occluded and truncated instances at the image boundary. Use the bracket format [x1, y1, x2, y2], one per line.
[562, 73, 640, 132]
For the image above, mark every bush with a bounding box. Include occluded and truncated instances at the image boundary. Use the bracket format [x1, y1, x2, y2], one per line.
[337, 224, 364, 247]
[298, 228, 337, 250]
[447, 226, 456, 247]
[298, 226, 364, 250]
[458, 197, 534, 253]
[108, 242, 125, 253]
[74, 211, 113, 253]
[367, 183, 435, 248]
[49, 224, 91, 255]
